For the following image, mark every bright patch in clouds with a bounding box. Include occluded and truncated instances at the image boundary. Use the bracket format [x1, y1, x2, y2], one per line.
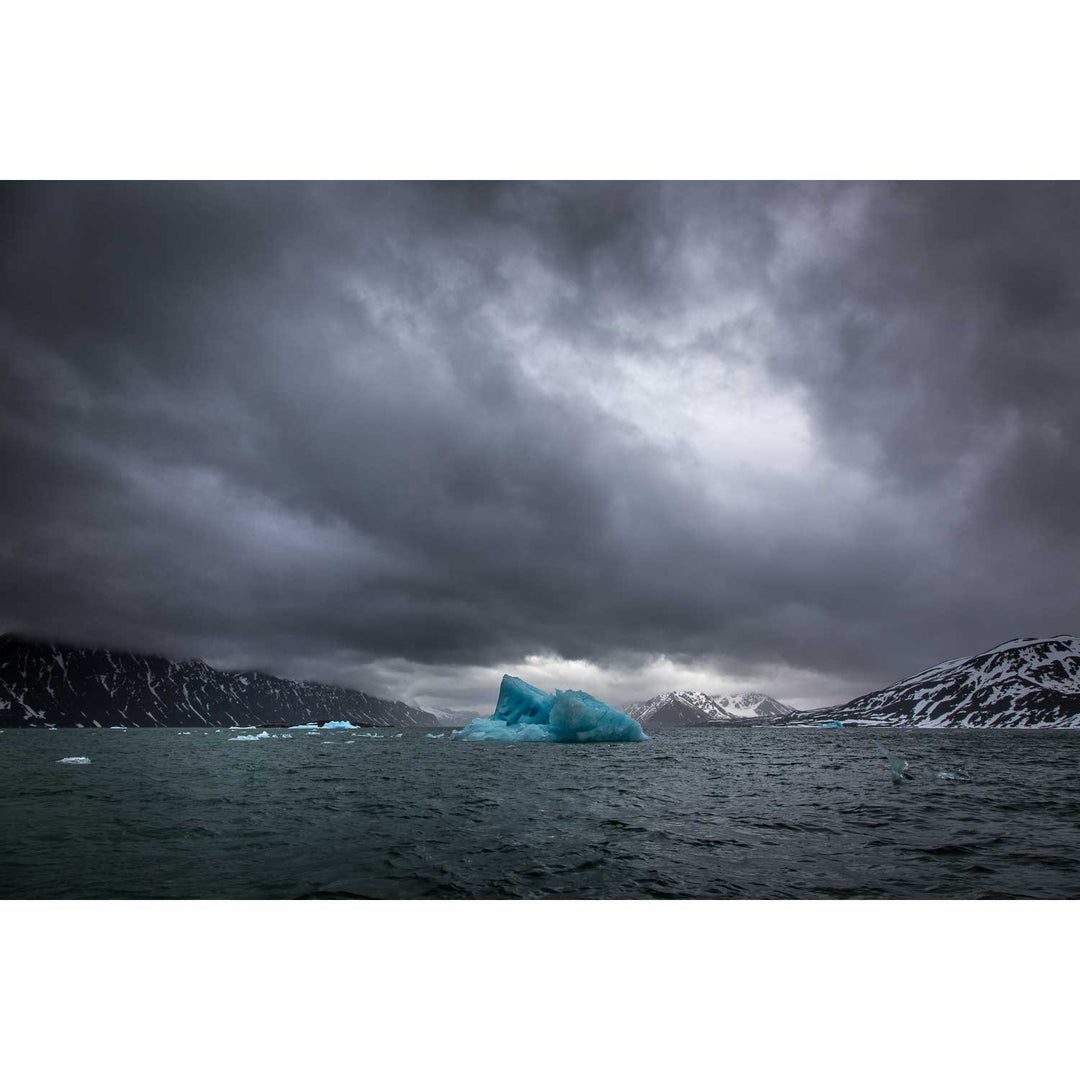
[340, 651, 868, 716]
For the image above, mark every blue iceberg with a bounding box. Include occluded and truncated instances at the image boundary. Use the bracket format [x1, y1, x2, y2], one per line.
[451, 675, 649, 743]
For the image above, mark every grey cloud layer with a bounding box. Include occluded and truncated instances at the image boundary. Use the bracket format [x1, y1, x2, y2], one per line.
[2, 182, 1077, 703]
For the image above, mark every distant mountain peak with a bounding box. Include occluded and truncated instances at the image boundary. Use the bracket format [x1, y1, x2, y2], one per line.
[624, 689, 794, 727]
[707, 691, 795, 718]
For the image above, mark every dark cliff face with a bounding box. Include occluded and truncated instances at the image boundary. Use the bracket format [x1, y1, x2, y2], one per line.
[789, 636, 1080, 729]
[0, 636, 435, 728]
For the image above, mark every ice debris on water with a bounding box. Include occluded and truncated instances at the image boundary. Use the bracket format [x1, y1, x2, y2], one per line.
[290, 723, 319, 729]
[451, 675, 649, 743]
[321, 720, 360, 729]
[425, 732, 446, 738]
[229, 731, 271, 742]
[877, 743, 914, 783]
[58, 756, 91, 765]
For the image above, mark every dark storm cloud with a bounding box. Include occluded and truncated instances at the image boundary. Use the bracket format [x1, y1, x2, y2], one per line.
[2, 182, 1078, 705]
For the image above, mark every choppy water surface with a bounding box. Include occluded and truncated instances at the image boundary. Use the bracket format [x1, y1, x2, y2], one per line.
[2, 727, 1078, 898]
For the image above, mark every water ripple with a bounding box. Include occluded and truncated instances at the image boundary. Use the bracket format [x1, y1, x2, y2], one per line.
[2, 726, 1080, 898]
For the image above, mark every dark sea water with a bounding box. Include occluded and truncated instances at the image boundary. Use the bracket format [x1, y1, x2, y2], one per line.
[2, 726, 1079, 899]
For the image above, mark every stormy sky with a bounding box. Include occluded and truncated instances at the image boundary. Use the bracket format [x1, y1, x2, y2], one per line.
[2, 182, 1078, 711]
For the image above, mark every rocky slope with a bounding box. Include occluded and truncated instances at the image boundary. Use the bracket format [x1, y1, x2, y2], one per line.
[789, 636, 1080, 729]
[0, 635, 435, 728]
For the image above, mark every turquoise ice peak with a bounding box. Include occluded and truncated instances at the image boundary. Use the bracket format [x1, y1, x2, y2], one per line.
[452, 674, 649, 743]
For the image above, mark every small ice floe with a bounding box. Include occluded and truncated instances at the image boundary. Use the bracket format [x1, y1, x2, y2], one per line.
[109, 726, 128, 731]
[290, 724, 319, 730]
[425, 732, 446, 738]
[229, 731, 271, 742]
[177, 732, 192, 736]
[877, 743, 914, 783]
[321, 720, 359, 730]
[58, 756, 91, 765]
[392, 732, 404, 738]
[305, 731, 320, 736]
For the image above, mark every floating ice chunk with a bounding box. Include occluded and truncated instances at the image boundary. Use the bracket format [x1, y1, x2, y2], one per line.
[109, 726, 127, 731]
[58, 756, 91, 765]
[229, 731, 271, 742]
[452, 675, 649, 743]
[321, 720, 359, 729]
[392, 732, 404, 738]
[177, 732, 192, 736]
[877, 743, 914, 783]
[425, 732, 446, 738]
[290, 723, 320, 729]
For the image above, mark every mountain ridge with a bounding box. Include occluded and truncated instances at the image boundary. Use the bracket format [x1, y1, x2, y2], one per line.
[0, 635, 435, 728]
[624, 689, 794, 727]
[784, 635, 1080, 729]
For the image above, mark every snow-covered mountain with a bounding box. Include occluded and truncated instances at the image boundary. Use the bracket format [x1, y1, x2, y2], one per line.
[424, 706, 481, 728]
[790, 636, 1080, 729]
[0, 635, 435, 728]
[708, 692, 795, 719]
[624, 689, 794, 727]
